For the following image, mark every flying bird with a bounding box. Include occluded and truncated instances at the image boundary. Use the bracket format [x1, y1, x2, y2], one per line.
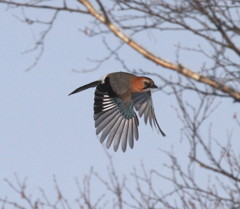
[69, 72, 166, 152]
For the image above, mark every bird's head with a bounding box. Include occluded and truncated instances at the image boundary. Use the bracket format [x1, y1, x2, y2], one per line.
[131, 76, 158, 93]
[142, 77, 158, 91]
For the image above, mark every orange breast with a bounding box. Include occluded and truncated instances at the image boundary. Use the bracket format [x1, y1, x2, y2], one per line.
[130, 76, 144, 93]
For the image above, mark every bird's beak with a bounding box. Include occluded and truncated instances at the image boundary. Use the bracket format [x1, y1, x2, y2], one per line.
[151, 84, 158, 89]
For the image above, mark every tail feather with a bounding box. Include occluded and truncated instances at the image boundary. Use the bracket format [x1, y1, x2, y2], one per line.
[69, 80, 100, 96]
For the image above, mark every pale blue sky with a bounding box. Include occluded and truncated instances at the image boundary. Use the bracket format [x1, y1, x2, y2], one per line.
[0, 3, 239, 206]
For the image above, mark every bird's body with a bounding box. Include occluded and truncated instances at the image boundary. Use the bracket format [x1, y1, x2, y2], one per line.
[69, 72, 166, 152]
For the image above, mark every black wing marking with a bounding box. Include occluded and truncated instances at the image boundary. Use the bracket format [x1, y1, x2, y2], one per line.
[133, 92, 166, 137]
[94, 80, 139, 152]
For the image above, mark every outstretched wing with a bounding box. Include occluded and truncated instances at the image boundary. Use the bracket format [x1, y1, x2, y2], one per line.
[94, 81, 139, 152]
[133, 92, 166, 137]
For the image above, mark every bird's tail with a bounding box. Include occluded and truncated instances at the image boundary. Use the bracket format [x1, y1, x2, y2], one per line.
[68, 80, 100, 96]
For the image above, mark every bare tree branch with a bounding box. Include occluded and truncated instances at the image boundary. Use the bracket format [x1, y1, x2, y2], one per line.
[0, 0, 240, 208]
[0, 0, 88, 14]
[77, 0, 240, 102]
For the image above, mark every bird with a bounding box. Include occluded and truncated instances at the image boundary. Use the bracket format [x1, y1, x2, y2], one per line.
[69, 71, 166, 152]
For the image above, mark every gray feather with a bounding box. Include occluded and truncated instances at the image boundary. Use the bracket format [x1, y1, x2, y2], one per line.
[99, 113, 121, 143]
[128, 119, 134, 149]
[113, 119, 125, 151]
[133, 92, 166, 137]
[96, 108, 118, 135]
[106, 116, 123, 148]
[121, 120, 129, 152]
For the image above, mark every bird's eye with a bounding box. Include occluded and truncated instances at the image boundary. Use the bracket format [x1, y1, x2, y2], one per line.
[143, 81, 151, 89]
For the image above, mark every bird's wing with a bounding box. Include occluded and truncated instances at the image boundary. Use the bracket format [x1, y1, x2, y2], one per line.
[133, 92, 166, 137]
[94, 83, 139, 152]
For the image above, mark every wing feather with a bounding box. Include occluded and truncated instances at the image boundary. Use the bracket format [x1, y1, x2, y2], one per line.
[94, 81, 139, 151]
[106, 116, 123, 149]
[133, 92, 166, 137]
[133, 116, 139, 141]
[128, 119, 134, 149]
[99, 112, 121, 143]
[96, 107, 119, 135]
[121, 120, 129, 152]
[113, 119, 125, 151]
